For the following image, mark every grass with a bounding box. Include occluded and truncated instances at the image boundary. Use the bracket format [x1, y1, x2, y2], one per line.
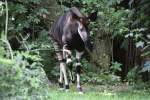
[49, 84, 150, 100]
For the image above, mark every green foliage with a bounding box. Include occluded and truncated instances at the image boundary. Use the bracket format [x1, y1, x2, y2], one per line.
[0, 45, 5, 57]
[110, 61, 122, 73]
[78, 0, 130, 38]
[127, 67, 139, 84]
[80, 59, 121, 85]
[0, 4, 51, 96]
[81, 72, 121, 85]
[0, 0, 50, 42]
[20, 30, 57, 80]
[131, 82, 150, 91]
[0, 51, 50, 99]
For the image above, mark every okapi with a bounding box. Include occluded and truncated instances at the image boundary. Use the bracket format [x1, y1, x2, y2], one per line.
[50, 7, 97, 93]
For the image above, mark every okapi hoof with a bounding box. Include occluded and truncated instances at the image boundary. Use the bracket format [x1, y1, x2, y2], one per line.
[65, 85, 70, 92]
[65, 85, 69, 89]
[71, 80, 75, 84]
[77, 87, 84, 94]
[69, 79, 75, 84]
[59, 82, 64, 90]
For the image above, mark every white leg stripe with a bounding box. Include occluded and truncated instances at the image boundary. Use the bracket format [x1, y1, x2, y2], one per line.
[60, 62, 68, 85]
[56, 53, 63, 61]
[66, 58, 72, 64]
[63, 49, 72, 55]
[77, 74, 80, 88]
[75, 62, 81, 66]
[76, 51, 84, 60]
[59, 68, 63, 83]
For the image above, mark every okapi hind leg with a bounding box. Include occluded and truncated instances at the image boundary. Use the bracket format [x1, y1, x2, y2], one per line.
[56, 53, 65, 90]
[51, 40, 69, 90]
[59, 62, 63, 90]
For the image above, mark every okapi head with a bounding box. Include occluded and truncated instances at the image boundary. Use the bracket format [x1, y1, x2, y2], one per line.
[66, 7, 97, 51]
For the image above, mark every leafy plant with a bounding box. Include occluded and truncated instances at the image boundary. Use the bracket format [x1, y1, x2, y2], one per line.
[0, 51, 50, 99]
[127, 67, 139, 84]
[110, 61, 122, 74]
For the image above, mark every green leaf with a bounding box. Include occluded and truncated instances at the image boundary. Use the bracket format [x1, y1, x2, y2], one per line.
[33, 17, 40, 24]
[14, 4, 27, 14]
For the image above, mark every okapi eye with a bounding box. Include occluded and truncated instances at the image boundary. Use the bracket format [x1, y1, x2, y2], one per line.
[80, 28, 84, 31]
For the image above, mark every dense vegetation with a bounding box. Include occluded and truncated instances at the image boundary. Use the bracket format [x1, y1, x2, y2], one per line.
[0, 0, 150, 99]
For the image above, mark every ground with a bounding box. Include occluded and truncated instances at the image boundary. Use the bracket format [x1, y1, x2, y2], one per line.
[49, 84, 150, 100]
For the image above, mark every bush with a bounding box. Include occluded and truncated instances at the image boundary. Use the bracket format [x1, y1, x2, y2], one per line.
[80, 59, 121, 85]
[0, 51, 50, 99]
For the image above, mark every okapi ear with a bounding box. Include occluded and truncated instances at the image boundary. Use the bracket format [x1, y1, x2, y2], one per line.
[70, 7, 84, 18]
[87, 10, 98, 21]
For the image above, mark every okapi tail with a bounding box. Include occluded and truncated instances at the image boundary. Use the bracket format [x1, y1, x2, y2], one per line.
[70, 7, 84, 18]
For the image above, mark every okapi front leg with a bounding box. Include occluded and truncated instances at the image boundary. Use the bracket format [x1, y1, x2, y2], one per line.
[62, 44, 72, 90]
[63, 45, 75, 83]
[63, 44, 72, 65]
[75, 51, 84, 94]
[60, 61, 69, 90]
[52, 41, 65, 90]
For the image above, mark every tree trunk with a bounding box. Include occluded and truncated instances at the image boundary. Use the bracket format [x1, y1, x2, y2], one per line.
[92, 29, 112, 71]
